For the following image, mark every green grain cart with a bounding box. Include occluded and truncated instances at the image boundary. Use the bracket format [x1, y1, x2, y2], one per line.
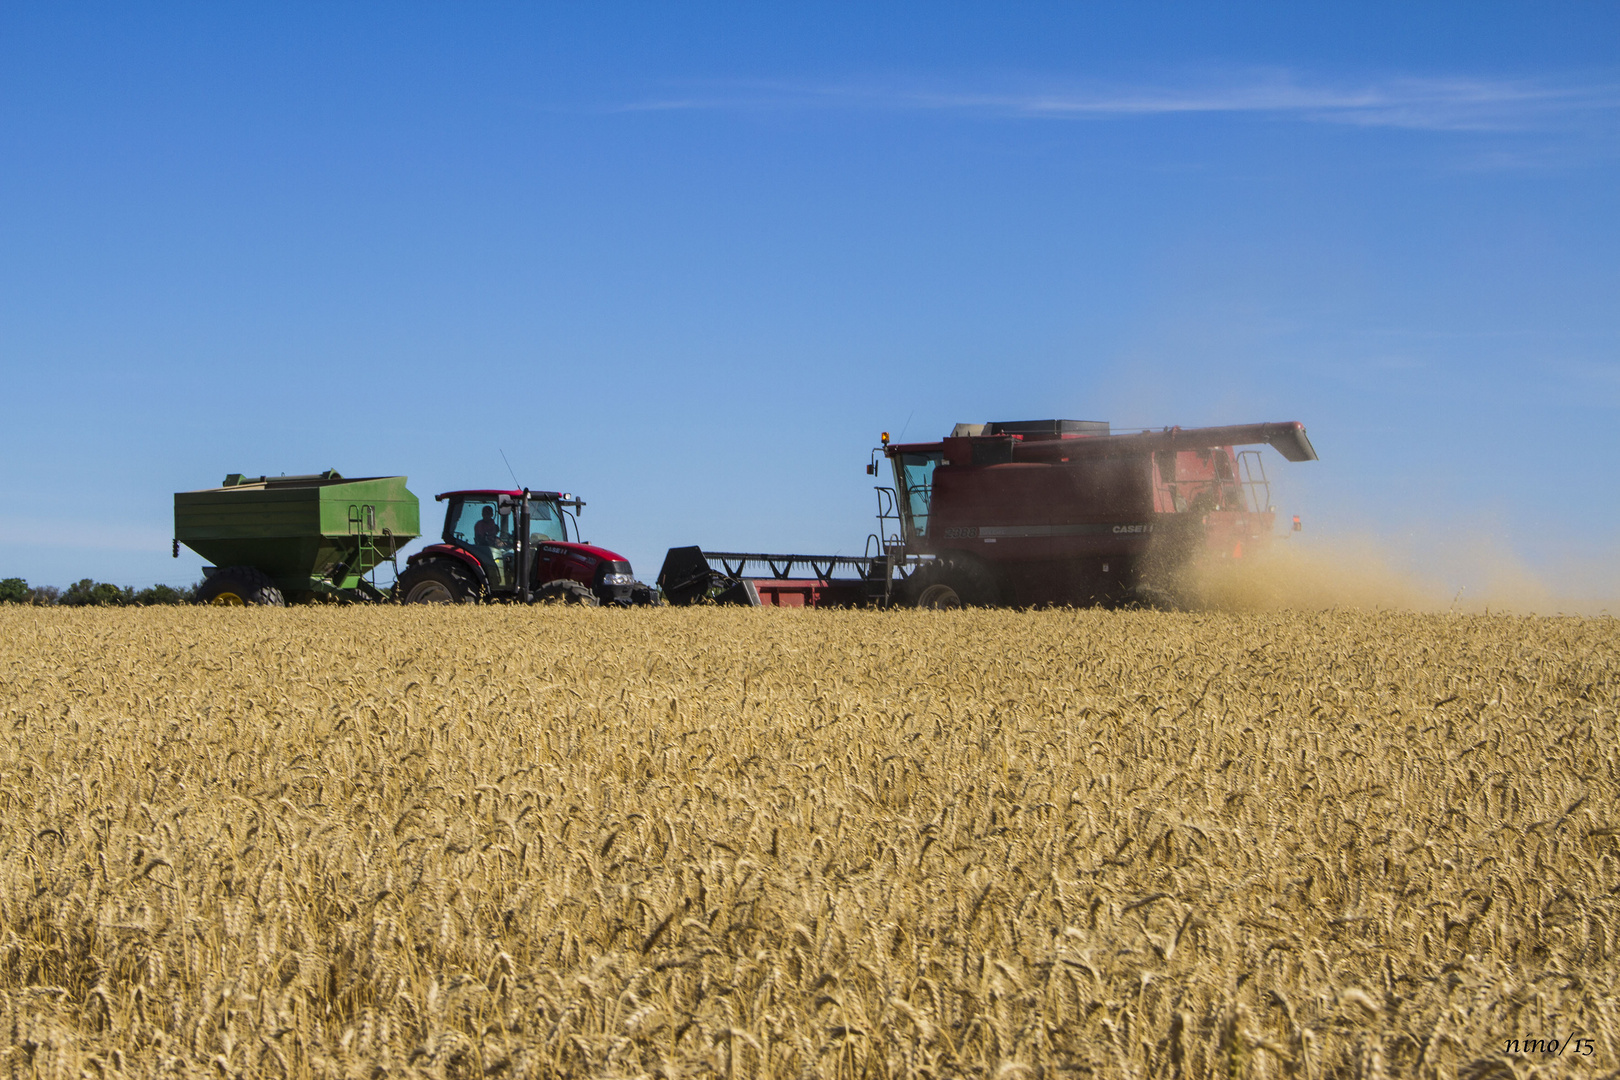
[174, 471, 421, 605]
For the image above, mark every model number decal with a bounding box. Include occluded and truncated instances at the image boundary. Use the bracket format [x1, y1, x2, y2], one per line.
[942, 526, 980, 539]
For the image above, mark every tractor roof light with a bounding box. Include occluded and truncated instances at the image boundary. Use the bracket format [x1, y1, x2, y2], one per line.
[880, 432, 889, 445]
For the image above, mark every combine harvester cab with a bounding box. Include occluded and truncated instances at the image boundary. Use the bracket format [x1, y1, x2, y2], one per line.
[660, 418, 1316, 608]
[174, 471, 421, 605]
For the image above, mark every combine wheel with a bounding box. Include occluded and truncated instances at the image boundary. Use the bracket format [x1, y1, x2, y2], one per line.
[534, 579, 599, 606]
[196, 566, 286, 607]
[915, 582, 963, 609]
[1131, 581, 1187, 612]
[907, 558, 1000, 608]
[396, 560, 479, 604]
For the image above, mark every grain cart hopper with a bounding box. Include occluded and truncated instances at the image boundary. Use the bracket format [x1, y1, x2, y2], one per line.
[397, 488, 658, 606]
[660, 418, 1316, 608]
[174, 471, 420, 605]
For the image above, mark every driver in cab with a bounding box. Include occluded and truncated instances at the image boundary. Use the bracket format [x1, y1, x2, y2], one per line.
[475, 505, 502, 546]
[471, 504, 510, 588]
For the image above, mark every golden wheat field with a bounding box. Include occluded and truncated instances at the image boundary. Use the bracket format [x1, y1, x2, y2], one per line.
[0, 607, 1616, 1080]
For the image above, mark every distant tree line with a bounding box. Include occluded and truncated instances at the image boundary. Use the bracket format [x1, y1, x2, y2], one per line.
[0, 577, 200, 606]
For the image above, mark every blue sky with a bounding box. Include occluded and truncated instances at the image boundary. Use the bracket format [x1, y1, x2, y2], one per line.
[3, 4, 1617, 594]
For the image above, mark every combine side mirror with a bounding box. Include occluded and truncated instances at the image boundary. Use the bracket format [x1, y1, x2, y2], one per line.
[866, 463, 876, 475]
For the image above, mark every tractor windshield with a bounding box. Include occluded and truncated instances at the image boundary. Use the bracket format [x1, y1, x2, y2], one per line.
[527, 498, 568, 543]
[892, 451, 942, 541]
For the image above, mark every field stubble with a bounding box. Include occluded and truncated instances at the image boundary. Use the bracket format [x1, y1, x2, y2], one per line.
[0, 606, 1616, 1079]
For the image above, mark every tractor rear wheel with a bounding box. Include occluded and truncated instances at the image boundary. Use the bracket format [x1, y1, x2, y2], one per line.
[396, 560, 479, 604]
[196, 566, 286, 607]
[534, 579, 599, 606]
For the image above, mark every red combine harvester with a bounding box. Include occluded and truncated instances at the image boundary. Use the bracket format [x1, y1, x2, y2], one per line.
[399, 488, 655, 606]
[658, 419, 1317, 608]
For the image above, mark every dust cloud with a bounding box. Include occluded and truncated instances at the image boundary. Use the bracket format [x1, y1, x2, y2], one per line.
[1165, 533, 1619, 616]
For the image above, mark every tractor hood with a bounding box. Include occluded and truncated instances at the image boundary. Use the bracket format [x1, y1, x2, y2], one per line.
[539, 540, 632, 567]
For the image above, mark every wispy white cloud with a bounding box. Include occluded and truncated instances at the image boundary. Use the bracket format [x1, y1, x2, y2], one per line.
[621, 71, 1620, 133]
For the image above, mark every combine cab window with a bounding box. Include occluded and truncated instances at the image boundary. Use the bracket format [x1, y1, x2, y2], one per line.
[1153, 448, 1253, 513]
[527, 498, 568, 544]
[892, 452, 942, 540]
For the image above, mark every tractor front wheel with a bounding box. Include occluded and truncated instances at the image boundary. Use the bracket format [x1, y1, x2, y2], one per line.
[396, 561, 479, 604]
[534, 579, 599, 606]
[196, 566, 286, 607]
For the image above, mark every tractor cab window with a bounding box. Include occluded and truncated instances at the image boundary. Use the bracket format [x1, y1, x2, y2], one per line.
[446, 497, 512, 548]
[445, 496, 517, 588]
[892, 451, 943, 541]
[526, 498, 568, 544]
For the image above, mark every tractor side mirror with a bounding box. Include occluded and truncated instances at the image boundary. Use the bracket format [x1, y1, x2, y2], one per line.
[866, 463, 876, 475]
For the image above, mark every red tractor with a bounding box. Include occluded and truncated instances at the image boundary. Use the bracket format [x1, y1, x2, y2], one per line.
[659, 418, 1317, 608]
[396, 488, 655, 606]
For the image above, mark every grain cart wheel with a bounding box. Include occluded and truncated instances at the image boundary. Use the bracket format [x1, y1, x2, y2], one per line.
[534, 579, 599, 606]
[196, 566, 286, 607]
[396, 560, 478, 604]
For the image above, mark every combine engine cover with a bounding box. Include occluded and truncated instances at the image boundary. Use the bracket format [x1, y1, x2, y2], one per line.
[884, 420, 1317, 607]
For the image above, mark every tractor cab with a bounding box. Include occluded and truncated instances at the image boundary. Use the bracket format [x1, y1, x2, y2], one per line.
[434, 489, 578, 595]
[397, 487, 653, 605]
